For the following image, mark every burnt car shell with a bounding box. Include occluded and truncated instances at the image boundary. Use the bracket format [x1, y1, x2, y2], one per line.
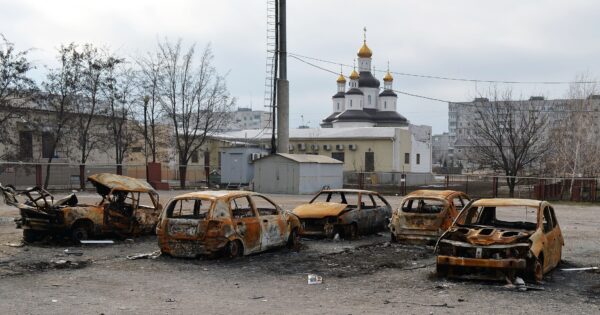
[292, 189, 392, 239]
[156, 191, 301, 258]
[435, 198, 564, 282]
[389, 190, 469, 245]
[12, 173, 161, 242]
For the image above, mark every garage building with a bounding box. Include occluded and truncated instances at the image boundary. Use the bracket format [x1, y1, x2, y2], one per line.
[252, 153, 343, 194]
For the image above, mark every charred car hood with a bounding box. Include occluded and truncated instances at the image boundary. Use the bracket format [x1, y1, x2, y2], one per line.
[442, 226, 531, 246]
[88, 173, 156, 197]
[292, 202, 348, 219]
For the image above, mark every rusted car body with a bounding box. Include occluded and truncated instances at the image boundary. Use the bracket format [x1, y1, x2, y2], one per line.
[292, 189, 392, 239]
[156, 191, 301, 258]
[389, 190, 470, 245]
[3, 173, 161, 242]
[435, 198, 564, 282]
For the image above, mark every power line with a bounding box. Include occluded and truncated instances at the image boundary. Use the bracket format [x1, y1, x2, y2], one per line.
[289, 52, 600, 85]
[289, 54, 600, 113]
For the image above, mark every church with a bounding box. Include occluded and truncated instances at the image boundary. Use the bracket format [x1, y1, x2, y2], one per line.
[321, 35, 409, 128]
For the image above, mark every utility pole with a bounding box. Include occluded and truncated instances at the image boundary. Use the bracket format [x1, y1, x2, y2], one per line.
[143, 95, 150, 181]
[276, 0, 289, 153]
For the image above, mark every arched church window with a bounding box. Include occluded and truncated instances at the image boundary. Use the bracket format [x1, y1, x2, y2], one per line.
[384, 101, 387, 109]
[368, 95, 371, 105]
[350, 100, 352, 107]
[337, 102, 340, 110]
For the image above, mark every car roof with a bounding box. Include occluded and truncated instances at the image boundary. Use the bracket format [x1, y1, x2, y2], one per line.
[320, 189, 378, 194]
[405, 190, 463, 199]
[471, 198, 543, 208]
[173, 190, 256, 200]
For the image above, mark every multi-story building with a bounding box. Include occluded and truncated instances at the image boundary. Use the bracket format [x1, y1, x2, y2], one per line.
[431, 132, 450, 167]
[447, 95, 600, 171]
[222, 107, 271, 131]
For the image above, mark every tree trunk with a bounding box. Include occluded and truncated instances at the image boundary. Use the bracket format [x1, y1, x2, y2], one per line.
[179, 164, 187, 189]
[507, 177, 516, 198]
[43, 156, 54, 189]
[79, 164, 86, 190]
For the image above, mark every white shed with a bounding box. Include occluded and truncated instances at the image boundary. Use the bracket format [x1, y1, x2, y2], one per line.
[252, 153, 343, 194]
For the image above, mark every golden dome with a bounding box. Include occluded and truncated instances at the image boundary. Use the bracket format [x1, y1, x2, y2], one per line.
[349, 69, 360, 80]
[383, 71, 393, 82]
[357, 41, 372, 58]
[336, 73, 346, 83]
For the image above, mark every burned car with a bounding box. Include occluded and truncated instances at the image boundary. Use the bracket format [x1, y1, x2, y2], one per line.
[292, 189, 392, 239]
[156, 191, 301, 258]
[2, 173, 162, 242]
[435, 198, 563, 282]
[389, 190, 470, 245]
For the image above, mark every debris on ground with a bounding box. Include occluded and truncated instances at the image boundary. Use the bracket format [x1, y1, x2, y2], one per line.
[3, 242, 24, 247]
[64, 249, 83, 256]
[165, 298, 176, 303]
[80, 240, 114, 244]
[333, 233, 340, 242]
[127, 250, 161, 260]
[307, 274, 323, 284]
[561, 267, 599, 271]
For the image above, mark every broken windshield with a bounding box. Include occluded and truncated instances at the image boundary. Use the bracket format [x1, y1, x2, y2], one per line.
[310, 192, 359, 208]
[401, 198, 446, 214]
[456, 205, 538, 231]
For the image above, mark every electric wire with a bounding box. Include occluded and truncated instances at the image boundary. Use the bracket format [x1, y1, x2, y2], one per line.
[289, 52, 600, 85]
[290, 54, 600, 114]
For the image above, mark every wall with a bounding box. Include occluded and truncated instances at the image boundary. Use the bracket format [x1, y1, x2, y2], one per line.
[253, 155, 299, 194]
[298, 163, 343, 194]
[220, 147, 266, 185]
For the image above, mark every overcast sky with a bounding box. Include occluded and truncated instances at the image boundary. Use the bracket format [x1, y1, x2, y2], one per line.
[2, 0, 599, 133]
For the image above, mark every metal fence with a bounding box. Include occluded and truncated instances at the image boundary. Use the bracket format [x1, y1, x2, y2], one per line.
[343, 172, 600, 202]
[0, 162, 219, 190]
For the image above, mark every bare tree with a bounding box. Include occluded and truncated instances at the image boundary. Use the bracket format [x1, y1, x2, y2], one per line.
[74, 44, 109, 189]
[0, 34, 36, 160]
[545, 73, 600, 191]
[466, 88, 550, 197]
[135, 50, 166, 163]
[103, 58, 138, 174]
[157, 39, 234, 188]
[40, 44, 83, 188]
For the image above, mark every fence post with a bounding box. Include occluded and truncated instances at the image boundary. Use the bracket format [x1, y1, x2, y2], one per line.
[402, 173, 406, 195]
[592, 180, 597, 201]
[445, 175, 449, 189]
[492, 177, 498, 197]
[465, 175, 469, 194]
[35, 164, 42, 187]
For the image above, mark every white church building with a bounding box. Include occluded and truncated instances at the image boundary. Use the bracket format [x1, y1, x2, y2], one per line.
[321, 36, 408, 128]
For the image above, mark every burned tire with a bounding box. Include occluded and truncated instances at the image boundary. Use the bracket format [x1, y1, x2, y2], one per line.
[344, 223, 358, 240]
[71, 226, 90, 242]
[226, 240, 243, 258]
[23, 229, 44, 243]
[436, 264, 448, 277]
[287, 228, 300, 250]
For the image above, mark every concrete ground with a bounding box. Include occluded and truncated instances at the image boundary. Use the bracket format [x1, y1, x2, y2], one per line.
[0, 190, 599, 314]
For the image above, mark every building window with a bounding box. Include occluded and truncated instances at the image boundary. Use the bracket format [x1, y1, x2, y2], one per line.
[41, 132, 55, 158]
[19, 131, 33, 160]
[368, 95, 371, 105]
[404, 153, 410, 164]
[191, 150, 199, 163]
[350, 100, 352, 107]
[331, 152, 345, 162]
[384, 101, 387, 109]
[337, 102, 340, 110]
[416, 154, 421, 165]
